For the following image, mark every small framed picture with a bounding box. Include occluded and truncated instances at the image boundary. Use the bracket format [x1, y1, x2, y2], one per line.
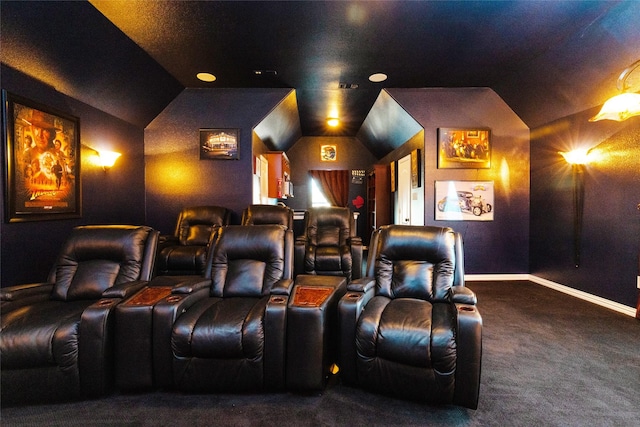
[435, 180, 494, 221]
[390, 160, 396, 192]
[3, 91, 81, 222]
[321, 144, 337, 161]
[411, 149, 421, 188]
[437, 128, 491, 169]
[200, 128, 239, 160]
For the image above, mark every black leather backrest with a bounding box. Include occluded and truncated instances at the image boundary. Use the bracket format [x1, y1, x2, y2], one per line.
[209, 225, 292, 298]
[50, 225, 155, 301]
[305, 207, 351, 247]
[373, 225, 456, 302]
[241, 204, 293, 229]
[175, 206, 230, 246]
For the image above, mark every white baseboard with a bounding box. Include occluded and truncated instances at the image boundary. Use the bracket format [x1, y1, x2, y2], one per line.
[465, 274, 530, 282]
[465, 274, 637, 318]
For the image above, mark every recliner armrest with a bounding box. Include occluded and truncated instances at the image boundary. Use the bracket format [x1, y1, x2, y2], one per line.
[453, 301, 482, 409]
[293, 238, 306, 277]
[338, 284, 375, 385]
[452, 285, 477, 305]
[0, 282, 53, 301]
[102, 280, 149, 299]
[347, 277, 375, 292]
[348, 237, 363, 280]
[271, 278, 294, 296]
[140, 275, 211, 294]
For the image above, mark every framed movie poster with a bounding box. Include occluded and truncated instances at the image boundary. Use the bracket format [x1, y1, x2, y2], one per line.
[200, 128, 239, 160]
[3, 91, 81, 222]
[437, 128, 491, 169]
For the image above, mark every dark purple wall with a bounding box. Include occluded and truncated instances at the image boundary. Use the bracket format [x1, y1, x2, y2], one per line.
[1, 65, 146, 287]
[144, 88, 292, 233]
[384, 88, 531, 274]
[530, 109, 640, 307]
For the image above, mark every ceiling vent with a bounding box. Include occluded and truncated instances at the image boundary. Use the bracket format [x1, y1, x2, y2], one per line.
[338, 82, 359, 89]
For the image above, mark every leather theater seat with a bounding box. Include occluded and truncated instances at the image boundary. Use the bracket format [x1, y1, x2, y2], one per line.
[0, 225, 159, 403]
[338, 225, 482, 409]
[241, 204, 294, 229]
[294, 206, 362, 281]
[170, 225, 294, 392]
[156, 205, 230, 276]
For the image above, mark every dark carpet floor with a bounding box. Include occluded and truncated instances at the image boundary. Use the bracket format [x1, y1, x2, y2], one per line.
[2, 281, 639, 426]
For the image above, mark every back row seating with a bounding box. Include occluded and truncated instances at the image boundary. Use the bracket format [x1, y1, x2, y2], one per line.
[156, 204, 361, 281]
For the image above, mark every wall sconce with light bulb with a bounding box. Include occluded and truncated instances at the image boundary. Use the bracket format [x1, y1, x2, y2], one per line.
[559, 148, 594, 268]
[590, 59, 640, 122]
[94, 149, 121, 171]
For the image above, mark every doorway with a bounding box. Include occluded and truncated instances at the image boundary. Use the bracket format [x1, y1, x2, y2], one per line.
[395, 154, 424, 226]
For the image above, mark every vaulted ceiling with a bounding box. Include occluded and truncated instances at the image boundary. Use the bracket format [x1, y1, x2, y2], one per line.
[2, 1, 639, 158]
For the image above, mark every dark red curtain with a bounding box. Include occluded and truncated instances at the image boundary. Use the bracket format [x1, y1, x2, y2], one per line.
[310, 170, 349, 207]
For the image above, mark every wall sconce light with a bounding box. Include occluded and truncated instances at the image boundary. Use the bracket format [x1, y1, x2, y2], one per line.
[95, 150, 121, 171]
[559, 149, 592, 267]
[590, 59, 640, 122]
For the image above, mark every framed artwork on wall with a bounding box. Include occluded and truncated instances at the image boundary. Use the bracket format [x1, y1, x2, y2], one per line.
[435, 180, 494, 221]
[320, 144, 337, 161]
[437, 128, 491, 169]
[411, 149, 421, 188]
[200, 128, 239, 160]
[390, 160, 396, 192]
[2, 91, 81, 222]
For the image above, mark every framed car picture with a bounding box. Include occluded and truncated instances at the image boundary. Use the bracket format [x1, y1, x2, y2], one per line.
[437, 128, 491, 169]
[2, 91, 81, 222]
[435, 180, 494, 221]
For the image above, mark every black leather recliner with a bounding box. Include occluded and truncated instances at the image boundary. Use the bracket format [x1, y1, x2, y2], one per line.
[338, 225, 482, 409]
[0, 225, 159, 403]
[241, 204, 294, 229]
[294, 206, 362, 281]
[156, 205, 230, 276]
[170, 224, 294, 392]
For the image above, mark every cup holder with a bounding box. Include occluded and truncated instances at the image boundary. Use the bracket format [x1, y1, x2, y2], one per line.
[458, 306, 475, 312]
[346, 293, 360, 299]
[97, 299, 112, 306]
[271, 296, 286, 304]
[166, 295, 181, 303]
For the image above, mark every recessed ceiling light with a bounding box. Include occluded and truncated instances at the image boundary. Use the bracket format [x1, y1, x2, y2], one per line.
[197, 72, 216, 82]
[327, 117, 340, 127]
[369, 73, 388, 83]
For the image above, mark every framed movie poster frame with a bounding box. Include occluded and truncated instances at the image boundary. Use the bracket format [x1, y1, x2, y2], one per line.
[434, 180, 494, 221]
[2, 91, 81, 222]
[437, 128, 491, 169]
[200, 128, 240, 160]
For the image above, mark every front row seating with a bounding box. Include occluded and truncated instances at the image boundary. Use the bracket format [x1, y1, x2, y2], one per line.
[0, 224, 482, 409]
[0, 225, 159, 403]
[170, 225, 294, 391]
[338, 225, 482, 409]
